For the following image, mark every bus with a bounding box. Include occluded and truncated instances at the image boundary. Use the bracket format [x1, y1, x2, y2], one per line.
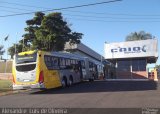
[82, 58, 104, 80]
[12, 50, 104, 90]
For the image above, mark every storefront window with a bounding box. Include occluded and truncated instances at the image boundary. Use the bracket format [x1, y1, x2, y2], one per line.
[117, 60, 130, 72]
[132, 59, 146, 71]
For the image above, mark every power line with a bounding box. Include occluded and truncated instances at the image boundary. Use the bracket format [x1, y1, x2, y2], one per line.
[2, 0, 159, 22]
[1, 0, 160, 17]
[0, 5, 34, 12]
[62, 10, 160, 17]
[1, 6, 160, 18]
[67, 17, 160, 23]
[1, 9, 160, 20]
[0, 1, 50, 9]
[63, 13, 160, 20]
[0, 0, 122, 18]
[0, 9, 21, 13]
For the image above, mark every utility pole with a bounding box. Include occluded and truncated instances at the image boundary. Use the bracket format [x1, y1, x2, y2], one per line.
[4, 35, 9, 74]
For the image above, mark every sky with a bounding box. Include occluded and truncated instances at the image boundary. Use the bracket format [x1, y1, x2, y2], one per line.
[0, 0, 160, 65]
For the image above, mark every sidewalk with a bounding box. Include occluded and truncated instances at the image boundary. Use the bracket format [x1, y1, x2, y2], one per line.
[0, 90, 19, 96]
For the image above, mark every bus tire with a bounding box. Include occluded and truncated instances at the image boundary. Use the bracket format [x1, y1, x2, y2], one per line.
[62, 77, 67, 88]
[89, 78, 93, 82]
[69, 76, 73, 86]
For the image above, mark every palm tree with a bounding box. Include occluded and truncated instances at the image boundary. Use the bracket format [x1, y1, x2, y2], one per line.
[125, 31, 154, 41]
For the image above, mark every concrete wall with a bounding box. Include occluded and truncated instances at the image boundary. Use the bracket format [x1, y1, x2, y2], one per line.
[0, 73, 12, 80]
[0, 60, 13, 73]
[115, 71, 147, 79]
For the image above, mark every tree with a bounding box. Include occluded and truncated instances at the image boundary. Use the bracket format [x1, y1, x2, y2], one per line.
[8, 12, 83, 58]
[8, 43, 23, 59]
[22, 12, 83, 51]
[155, 65, 160, 69]
[125, 31, 154, 41]
[0, 45, 5, 59]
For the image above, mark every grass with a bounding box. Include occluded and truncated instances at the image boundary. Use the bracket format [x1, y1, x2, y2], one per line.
[0, 79, 12, 92]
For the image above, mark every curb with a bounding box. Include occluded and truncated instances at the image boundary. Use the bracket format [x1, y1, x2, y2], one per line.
[0, 90, 19, 96]
[0, 89, 30, 96]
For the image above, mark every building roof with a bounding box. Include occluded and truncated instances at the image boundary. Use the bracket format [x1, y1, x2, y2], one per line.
[65, 42, 103, 61]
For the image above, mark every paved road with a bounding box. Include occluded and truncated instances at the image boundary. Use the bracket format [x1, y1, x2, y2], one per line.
[0, 80, 160, 108]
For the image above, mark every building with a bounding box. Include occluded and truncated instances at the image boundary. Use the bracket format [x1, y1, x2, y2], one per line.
[104, 39, 158, 81]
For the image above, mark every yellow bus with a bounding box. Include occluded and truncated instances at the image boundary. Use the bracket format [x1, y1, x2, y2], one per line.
[12, 50, 103, 90]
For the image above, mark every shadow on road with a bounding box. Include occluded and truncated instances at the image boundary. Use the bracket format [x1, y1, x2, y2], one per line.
[31, 81, 158, 95]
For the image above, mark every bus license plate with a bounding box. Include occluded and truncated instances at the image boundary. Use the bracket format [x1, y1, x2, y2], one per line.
[23, 86, 31, 89]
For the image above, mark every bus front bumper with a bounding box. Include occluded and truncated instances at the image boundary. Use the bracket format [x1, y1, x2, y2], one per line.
[13, 83, 45, 90]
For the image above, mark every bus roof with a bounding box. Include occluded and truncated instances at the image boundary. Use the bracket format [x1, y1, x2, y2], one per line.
[16, 50, 103, 64]
[50, 51, 85, 60]
[18, 50, 37, 56]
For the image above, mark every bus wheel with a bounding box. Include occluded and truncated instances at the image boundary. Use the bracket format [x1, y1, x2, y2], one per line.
[69, 76, 73, 86]
[62, 78, 67, 88]
[89, 78, 93, 82]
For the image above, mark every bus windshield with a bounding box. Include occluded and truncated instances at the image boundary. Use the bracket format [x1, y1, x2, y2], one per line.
[16, 52, 37, 64]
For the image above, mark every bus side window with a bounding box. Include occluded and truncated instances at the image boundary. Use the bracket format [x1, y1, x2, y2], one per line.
[52, 57, 59, 69]
[72, 59, 76, 65]
[70, 59, 77, 71]
[66, 59, 72, 69]
[59, 58, 62, 66]
[66, 59, 71, 66]
[44, 55, 52, 70]
[53, 57, 58, 66]
[59, 58, 66, 69]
